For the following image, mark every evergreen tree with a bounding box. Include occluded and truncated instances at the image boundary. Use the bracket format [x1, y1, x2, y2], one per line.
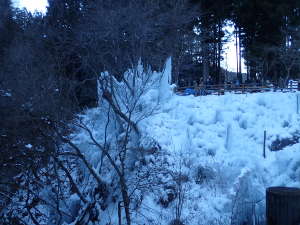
[0, 0, 16, 64]
[45, 0, 98, 108]
[231, 0, 300, 83]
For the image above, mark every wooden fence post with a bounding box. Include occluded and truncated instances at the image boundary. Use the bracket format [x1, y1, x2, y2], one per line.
[266, 187, 300, 225]
[225, 124, 231, 150]
[263, 130, 266, 158]
[297, 94, 299, 114]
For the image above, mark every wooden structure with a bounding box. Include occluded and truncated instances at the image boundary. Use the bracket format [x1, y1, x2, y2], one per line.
[175, 84, 299, 96]
[266, 187, 300, 225]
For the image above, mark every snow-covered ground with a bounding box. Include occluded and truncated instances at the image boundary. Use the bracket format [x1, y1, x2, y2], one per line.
[138, 90, 300, 224]
[73, 61, 300, 225]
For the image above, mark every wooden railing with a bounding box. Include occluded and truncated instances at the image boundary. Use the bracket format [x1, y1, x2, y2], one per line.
[175, 84, 299, 95]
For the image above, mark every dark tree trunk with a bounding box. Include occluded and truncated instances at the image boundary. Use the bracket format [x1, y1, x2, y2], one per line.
[202, 43, 209, 85]
[238, 27, 242, 83]
[250, 60, 256, 81]
[217, 20, 222, 84]
[120, 176, 131, 225]
[266, 187, 300, 225]
[235, 26, 242, 83]
[236, 26, 239, 80]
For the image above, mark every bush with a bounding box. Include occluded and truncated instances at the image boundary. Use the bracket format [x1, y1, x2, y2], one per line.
[194, 165, 215, 184]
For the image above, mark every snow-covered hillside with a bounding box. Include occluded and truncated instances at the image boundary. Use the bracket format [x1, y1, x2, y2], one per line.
[138, 90, 300, 224]
[72, 62, 300, 225]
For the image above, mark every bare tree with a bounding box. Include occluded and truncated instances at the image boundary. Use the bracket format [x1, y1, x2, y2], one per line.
[278, 44, 300, 86]
[71, 64, 161, 225]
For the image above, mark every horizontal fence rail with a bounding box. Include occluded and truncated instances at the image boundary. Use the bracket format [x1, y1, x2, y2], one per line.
[175, 84, 299, 96]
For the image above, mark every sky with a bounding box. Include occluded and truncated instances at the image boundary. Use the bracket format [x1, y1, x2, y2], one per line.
[13, 0, 48, 14]
[221, 24, 246, 73]
[14, 0, 245, 73]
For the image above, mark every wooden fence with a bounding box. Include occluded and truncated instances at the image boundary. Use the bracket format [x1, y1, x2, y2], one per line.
[175, 84, 300, 96]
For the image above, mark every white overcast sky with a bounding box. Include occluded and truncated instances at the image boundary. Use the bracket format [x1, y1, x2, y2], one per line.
[222, 24, 246, 73]
[13, 0, 48, 14]
[13, 0, 244, 73]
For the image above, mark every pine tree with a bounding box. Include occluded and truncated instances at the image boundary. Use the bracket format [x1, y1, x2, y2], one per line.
[0, 0, 16, 64]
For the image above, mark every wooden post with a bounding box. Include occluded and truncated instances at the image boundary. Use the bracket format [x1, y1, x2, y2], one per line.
[225, 124, 231, 150]
[297, 94, 299, 114]
[266, 187, 300, 225]
[263, 130, 266, 158]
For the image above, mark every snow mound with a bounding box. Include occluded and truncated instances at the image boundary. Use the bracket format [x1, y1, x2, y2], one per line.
[70, 59, 300, 224]
[140, 91, 300, 224]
